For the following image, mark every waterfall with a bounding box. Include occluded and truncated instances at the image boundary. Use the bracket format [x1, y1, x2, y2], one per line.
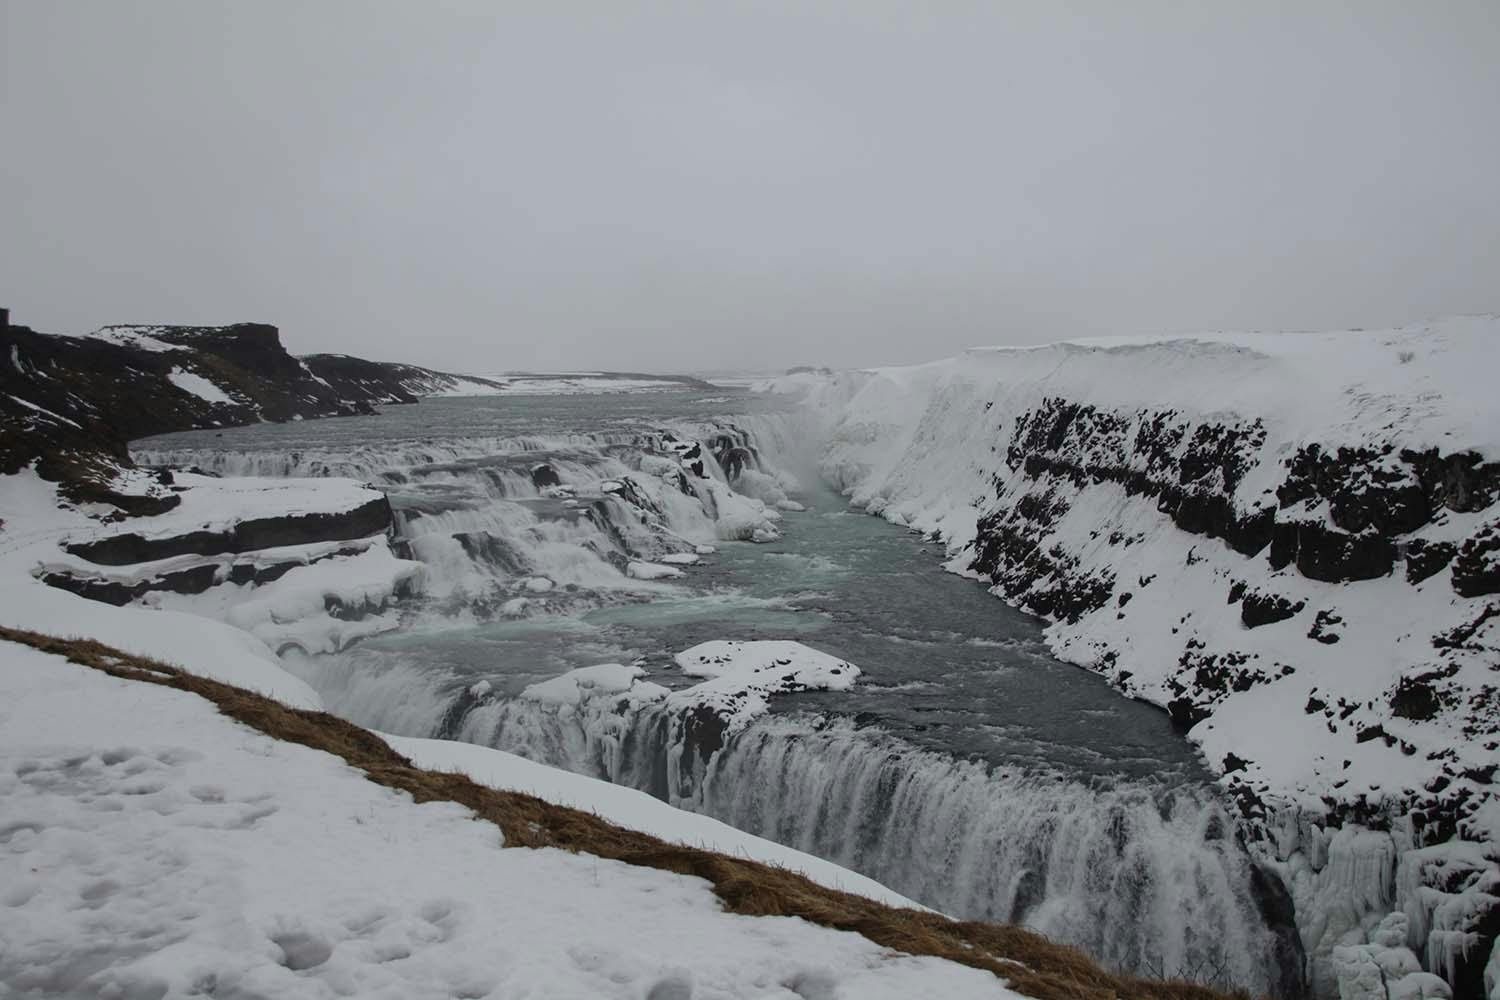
[306, 674, 1292, 995]
[137, 409, 1302, 996]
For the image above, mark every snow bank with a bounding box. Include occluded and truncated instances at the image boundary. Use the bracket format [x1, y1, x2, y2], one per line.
[0, 642, 1013, 1000]
[0, 467, 417, 706]
[384, 731, 925, 910]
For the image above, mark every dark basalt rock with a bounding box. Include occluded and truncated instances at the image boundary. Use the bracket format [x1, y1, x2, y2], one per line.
[2, 317, 500, 515]
[600, 478, 664, 522]
[1390, 674, 1446, 722]
[1451, 522, 1500, 597]
[1405, 538, 1458, 584]
[680, 704, 729, 765]
[42, 541, 382, 606]
[302, 352, 504, 407]
[1248, 862, 1308, 1000]
[1240, 591, 1306, 629]
[1268, 520, 1395, 582]
[968, 510, 1114, 623]
[66, 496, 393, 565]
[1307, 609, 1343, 644]
[708, 430, 760, 481]
[1166, 697, 1207, 733]
[530, 463, 562, 490]
[40, 563, 220, 606]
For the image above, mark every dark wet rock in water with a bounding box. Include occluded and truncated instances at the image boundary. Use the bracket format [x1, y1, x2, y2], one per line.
[680, 704, 729, 766]
[1248, 863, 1307, 1000]
[530, 463, 562, 489]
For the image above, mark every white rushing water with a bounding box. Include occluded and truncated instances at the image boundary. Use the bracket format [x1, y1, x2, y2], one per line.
[135, 395, 1300, 996]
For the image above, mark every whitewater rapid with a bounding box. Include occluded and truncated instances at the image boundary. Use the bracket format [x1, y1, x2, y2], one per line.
[135, 395, 1300, 996]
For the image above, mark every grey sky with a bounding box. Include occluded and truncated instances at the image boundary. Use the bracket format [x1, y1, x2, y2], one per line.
[3, 2, 1497, 373]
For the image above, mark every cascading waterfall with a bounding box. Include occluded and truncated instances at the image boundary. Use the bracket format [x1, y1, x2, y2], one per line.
[137, 407, 1301, 996]
[279, 666, 1291, 995]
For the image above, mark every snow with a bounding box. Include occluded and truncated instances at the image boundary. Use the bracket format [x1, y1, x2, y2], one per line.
[218, 545, 424, 655]
[762, 318, 1500, 827]
[422, 373, 704, 397]
[519, 662, 666, 708]
[92, 471, 384, 541]
[0, 468, 406, 707]
[475, 374, 698, 395]
[670, 640, 860, 733]
[84, 324, 181, 352]
[6, 393, 82, 428]
[626, 560, 685, 580]
[760, 315, 1500, 999]
[385, 730, 926, 909]
[167, 367, 239, 406]
[0, 643, 1014, 1000]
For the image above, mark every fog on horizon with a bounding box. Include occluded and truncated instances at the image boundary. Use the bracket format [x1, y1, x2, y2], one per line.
[3, 1, 1497, 375]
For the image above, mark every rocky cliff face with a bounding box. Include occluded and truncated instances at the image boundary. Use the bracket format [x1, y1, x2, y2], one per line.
[0, 318, 494, 512]
[772, 317, 1500, 998]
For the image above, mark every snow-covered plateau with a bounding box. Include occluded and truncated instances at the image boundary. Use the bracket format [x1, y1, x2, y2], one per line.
[761, 315, 1500, 999]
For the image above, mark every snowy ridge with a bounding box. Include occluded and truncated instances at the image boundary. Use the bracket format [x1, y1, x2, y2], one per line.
[764, 315, 1500, 998]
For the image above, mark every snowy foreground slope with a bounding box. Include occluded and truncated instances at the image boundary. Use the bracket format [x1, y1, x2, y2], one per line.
[0, 643, 1015, 1000]
[765, 316, 1500, 999]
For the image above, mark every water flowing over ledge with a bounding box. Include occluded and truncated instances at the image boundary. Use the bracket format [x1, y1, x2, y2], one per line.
[132, 398, 1300, 995]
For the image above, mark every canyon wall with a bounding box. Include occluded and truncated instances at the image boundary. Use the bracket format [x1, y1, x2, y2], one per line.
[769, 318, 1500, 998]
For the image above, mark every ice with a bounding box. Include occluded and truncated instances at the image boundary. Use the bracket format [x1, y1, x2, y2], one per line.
[520, 663, 666, 708]
[626, 560, 685, 580]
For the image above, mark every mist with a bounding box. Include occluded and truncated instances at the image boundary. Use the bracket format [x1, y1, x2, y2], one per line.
[3, 1, 1497, 373]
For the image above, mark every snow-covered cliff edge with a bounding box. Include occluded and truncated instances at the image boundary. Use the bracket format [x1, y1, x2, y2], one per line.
[767, 317, 1500, 999]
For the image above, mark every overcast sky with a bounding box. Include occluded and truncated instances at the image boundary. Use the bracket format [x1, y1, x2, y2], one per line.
[3, 2, 1497, 373]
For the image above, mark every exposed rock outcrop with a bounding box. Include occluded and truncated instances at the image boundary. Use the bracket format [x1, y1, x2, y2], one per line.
[1, 316, 495, 514]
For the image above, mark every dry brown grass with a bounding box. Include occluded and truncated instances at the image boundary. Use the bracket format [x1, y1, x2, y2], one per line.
[2, 625, 1255, 1000]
